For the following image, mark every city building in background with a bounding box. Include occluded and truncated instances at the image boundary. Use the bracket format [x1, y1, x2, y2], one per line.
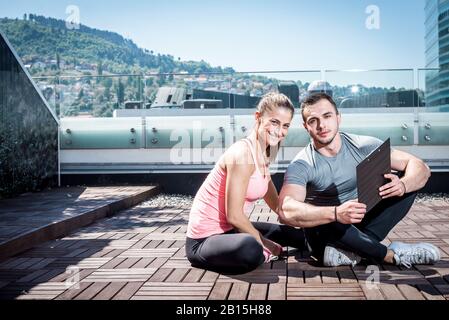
[425, 0, 449, 107]
[307, 80, 334, 97]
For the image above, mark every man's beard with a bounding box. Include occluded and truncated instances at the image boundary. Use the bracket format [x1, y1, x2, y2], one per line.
[315, 131, 337, 146]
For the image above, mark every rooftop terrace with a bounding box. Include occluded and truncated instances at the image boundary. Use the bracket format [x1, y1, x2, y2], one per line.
[1, 26, 449, 303]
[0, 189, 448, 300]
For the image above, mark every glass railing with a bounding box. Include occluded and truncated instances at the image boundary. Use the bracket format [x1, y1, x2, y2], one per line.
[31, 68, 449, 173]
[325, 69, 417, 111]
[32, 69, 438, 119]
[417, 68, 449, 145]
[32, 69, 449, 150]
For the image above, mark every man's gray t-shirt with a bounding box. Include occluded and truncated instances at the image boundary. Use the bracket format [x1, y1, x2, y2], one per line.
[284, 133, 383, 206]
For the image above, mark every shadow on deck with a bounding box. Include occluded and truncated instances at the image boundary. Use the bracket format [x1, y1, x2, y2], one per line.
[0, 193, 448, 300]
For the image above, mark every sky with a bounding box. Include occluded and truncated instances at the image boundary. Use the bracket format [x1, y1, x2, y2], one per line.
[0, 0, 426, 73]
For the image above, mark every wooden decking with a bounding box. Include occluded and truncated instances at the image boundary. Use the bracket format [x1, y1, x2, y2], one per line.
[0, 195, 448, 300]
[0, 186, 159, 260]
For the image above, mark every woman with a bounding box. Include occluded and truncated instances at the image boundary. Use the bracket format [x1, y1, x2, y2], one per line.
[186, 92, 306, 275]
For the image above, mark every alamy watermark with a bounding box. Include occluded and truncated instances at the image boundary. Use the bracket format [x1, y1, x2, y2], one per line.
[65, 266, 80, 289]
[66, 5, 80, 30]
[365, 5, 380, 30]
[168, 120, 283, 166]
[365, 265, 380, 290]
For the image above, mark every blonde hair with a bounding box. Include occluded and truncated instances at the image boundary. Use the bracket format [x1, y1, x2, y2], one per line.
[256, 92, 295, 116]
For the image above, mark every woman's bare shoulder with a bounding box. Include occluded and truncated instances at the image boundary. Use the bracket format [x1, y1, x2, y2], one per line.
[221, 139, 254, 169]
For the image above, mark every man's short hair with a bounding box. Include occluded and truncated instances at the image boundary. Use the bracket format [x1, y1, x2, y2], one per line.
[301, 92, 339, 122]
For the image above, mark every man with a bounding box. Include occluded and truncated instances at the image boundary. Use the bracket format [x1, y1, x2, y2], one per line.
[279, 92, 440, 267]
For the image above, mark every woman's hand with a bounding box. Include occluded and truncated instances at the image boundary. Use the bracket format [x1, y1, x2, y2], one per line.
[262, 237, 283, 256]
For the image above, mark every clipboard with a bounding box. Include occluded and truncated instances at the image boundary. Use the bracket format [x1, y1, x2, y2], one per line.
[356, 138, 391, 212]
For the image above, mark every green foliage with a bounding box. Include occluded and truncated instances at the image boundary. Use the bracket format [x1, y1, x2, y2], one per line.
[0, 15, 235, 75]
[0, 15, 240, 119]
[93, 102, 114, 117]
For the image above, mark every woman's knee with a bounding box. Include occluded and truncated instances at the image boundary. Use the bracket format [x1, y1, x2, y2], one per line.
[187, 234, 264, 274]
[236, 236, 264, 268]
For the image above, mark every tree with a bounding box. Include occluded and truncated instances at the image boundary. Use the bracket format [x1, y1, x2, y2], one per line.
[157, 75, 166, 87]
[116, 79, 125, 105]
[136, 77, 143, 101]
[0, 15, 239, 88]
[146, 78, 154, 87]
[96, 60, 103, 84]
[56, 53, 60, 70]
[104, 86, 111, 101]
[97, 60, 103, 76]
[103, 77, 113, 89]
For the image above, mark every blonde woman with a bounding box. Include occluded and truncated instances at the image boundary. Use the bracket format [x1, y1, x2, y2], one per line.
[186, 93, 306, 275]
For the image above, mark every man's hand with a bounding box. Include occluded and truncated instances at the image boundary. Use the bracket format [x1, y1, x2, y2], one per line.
[379, 174, 406, 199]
[336, 200, 367, 224]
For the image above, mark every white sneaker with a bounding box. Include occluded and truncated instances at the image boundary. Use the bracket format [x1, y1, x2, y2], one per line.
[323, 245, 362, 267]
[389, 242, 440, 268]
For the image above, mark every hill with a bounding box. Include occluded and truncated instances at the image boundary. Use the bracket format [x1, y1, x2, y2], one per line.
[0, 14, 234, 75]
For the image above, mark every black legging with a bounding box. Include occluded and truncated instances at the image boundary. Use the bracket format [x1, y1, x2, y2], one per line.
[305, 191, 418, 263]
[186, 222, 306, 275]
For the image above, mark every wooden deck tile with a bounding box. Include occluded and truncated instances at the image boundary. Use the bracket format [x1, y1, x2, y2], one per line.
[92, 282, 127, 300]
[182, 268, 205, 283]
[397, 284, 426, 300]
[165, 268, 190, 282]
[148, 268, 173, 282]
[1, 195, 448, 300]
[55, 282, 93, 300]
[228, 283, 250, 300]
[73, 282, 110, 300]
[379, 284, 406, 300]
[82, 269, 157, 282]
[360, 283, 385, 300]
[112, 282, 144, 300]
[134, 282, 212, 300]
[267, 283, 286, 300]
[208, 282, 232, 300]
[247, 283, 268, 300]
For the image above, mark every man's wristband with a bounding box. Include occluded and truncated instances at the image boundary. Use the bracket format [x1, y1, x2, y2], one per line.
[334, 206, 338, 222]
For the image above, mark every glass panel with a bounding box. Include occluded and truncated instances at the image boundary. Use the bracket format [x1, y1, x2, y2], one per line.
[57, 75, 145, 118]
[323, 69, 416, 146]
[139, 73, 235, 164]
[60, 117, 143, 149]
[231, 71, 322, 151]
[33, 76, 58, 115]
[26, 68, 446, 165]
[418, 68, 449, 145]
[244, 71, 322, 106]
[325, 69, 416, 109]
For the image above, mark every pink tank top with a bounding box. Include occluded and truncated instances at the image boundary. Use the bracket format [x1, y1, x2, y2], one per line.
[187, 139, 270, 239]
